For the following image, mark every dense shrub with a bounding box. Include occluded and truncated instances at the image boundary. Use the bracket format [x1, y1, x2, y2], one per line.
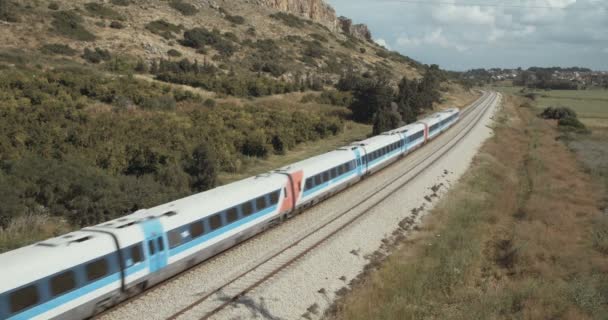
[82, 47, 112, 63]
[0, 66, 346, 230]
[167, 49, 182, 57]
[376, 50, 390, 58]
[558, 116, 589, 132]
[303, 41, 326, 59]
[317, 90, 353, 106]
[111, 0, 130, 6]
[48, 2, 59, 10]
[0, 0, 19, 22]
[270, 12, 306, 28]
[52, 11, 96, 41]
[169, 0, 198, 16]
[309, 33, 328, 42]
[40, 43, 78, 56]
[540, 106, 577, 120]
[84, 2, 124, 20]
[181, 27, 237, 57]
[110, 21, 125, 29]
[146, 20, 182, 39]
[373, 108, 401, 135]
[225, 14, 245, 25]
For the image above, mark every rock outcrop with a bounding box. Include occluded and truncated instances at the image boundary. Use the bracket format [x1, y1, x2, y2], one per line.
[338, 16, 372, 42]
[253, 0, 372, 41]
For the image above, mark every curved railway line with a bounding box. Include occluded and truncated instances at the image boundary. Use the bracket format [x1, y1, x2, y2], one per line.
[171, 91, 499, 320]
[98, 91, 500, 320]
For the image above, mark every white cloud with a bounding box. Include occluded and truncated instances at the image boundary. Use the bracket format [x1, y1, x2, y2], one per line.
[327, 0, 608, 70]
[397, 28, 468, 52]
[374, 38, 391, 49]
[432, 5, 495, 25]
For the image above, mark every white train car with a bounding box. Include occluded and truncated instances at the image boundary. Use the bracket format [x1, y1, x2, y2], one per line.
[355, 133, 405, 175]
[0, 229, 141, 320]
[136, 173, 291, 286]
[279, 148, 360, 211]
[385, 122, 427, 152]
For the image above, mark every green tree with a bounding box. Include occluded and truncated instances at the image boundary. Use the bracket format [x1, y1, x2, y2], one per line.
[349, 77, 393, 123]
[395, 77, 419, 124]
[373, 107, 401, 135]
[186, 144, 218, 192]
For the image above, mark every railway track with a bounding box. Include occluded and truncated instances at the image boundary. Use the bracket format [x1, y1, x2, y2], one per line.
[165, 91, 500, 320]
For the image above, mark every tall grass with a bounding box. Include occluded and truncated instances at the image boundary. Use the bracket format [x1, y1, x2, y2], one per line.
[0, 214, 72, 253]
[330, 94, 608, 319]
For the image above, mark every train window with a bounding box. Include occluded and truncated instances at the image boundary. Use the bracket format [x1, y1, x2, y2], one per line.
[131, 245, 143, 263]
[314, 174, 322, 185]
[338, 165, 345, 175]
[190, 221, 205, 238]
[51, 270, 76, 297]
[305, 178, 313, 190]
[270, 191, 280, 204]
[210, 213, 223, 230]
[148, 240, 156, 255]
[330, 168, 337, 179]
[256, 196, 267, 210]
[157, 238, 164, 251]
[242, 202, 254, 217]
[168, 230, 182, 249]
[9, 285, 39, 314]
[226, 207, 239, 223]
[323, 171, 330, 182]
[86, 258, 109, 282]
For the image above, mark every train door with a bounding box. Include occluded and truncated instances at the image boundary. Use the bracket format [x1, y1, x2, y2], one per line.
[353, 147, 364, 176]
[141, 218, 168, 273]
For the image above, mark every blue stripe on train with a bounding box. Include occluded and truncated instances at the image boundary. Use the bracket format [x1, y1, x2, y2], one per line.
[168, 205, 279, 258]
[366, 146, 403, 168]
[9, 263, 147, 320]
[9, 205, 280, 319]
[302, 171, 358, 198]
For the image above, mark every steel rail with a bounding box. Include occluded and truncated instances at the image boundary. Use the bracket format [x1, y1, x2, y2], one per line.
[167, 91, 499, 320]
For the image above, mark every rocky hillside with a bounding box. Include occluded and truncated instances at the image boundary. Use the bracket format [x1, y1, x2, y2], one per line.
[0, 0, 422, 88]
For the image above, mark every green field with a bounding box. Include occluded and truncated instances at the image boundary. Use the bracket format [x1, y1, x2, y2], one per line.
[490, 85, 608, 127]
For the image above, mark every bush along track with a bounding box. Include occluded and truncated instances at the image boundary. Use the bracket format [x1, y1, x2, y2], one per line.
[328, 94, 608, 319]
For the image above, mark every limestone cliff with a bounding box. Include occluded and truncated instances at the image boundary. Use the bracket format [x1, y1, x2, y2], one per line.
[338, 16, 372, 42]
[253, 0, 372, 41]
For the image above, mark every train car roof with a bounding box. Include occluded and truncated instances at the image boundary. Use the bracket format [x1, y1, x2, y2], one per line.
[139, 173, 288, 228]
[0, 230, 117, 292]
[418, 112, 448, 125]
[385, 122, 426, 136]
[279, 149, 356, 175]
[353, 133, 401, 151]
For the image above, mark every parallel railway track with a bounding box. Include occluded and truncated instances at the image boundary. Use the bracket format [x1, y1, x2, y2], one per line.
[164, 91, 500, 320]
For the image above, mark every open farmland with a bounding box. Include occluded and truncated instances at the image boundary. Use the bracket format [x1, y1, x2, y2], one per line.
[491, 85, 608, 127]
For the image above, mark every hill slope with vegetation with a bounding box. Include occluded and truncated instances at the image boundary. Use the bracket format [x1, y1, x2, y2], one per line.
[0, 0, 474, 251]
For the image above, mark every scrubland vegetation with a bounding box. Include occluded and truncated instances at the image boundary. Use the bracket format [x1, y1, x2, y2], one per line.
[0, 65, 346, 249]
[0, 0, 460, 252]
[329, 95, 608, 319]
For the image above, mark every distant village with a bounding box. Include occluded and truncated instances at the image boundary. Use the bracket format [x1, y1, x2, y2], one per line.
[463, 67, 608, 88]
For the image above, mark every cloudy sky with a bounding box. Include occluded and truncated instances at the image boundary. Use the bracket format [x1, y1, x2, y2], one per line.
[326, 0, 608, 71]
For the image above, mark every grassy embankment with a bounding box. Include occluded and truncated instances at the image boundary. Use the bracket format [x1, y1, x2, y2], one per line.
[328, 93, 608, 319]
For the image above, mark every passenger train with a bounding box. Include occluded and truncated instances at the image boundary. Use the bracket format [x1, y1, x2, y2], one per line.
[0, 96, 474, 319]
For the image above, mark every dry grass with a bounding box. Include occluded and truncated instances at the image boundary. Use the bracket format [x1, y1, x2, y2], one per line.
[328, 94, 608, 319]
[0, 214, 72, 253]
